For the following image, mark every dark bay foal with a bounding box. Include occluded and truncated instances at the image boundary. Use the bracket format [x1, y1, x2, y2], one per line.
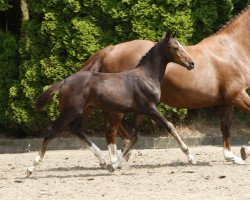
[27, 31, 195, 176]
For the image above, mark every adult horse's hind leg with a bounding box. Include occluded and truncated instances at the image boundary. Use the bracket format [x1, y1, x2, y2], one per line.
[105, 113, 128, 165]
[148, 106, 196, 164]
[26, 114, 76, 177]
[70, 116, 107, 169]
[218, 105, 245, 164]
[108, 114, 144, 172]
[232, 90, 250, 113]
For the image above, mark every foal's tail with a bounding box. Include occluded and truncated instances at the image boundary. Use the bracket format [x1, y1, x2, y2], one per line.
[79, 45, 114, 72]
[36, 80, 64, 110]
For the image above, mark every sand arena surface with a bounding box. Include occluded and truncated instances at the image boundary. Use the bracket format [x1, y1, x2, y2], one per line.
[0, 146, 249, 200]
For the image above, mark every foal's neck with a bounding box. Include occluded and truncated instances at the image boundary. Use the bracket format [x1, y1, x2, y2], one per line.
[137, 41, 172, 85]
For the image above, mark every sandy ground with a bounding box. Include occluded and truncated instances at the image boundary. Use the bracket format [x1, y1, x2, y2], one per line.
[0, 146, 249, 200]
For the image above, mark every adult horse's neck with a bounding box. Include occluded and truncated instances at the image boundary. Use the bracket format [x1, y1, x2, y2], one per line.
[195, 6, 250, 88]
[136, 40, 172, 85]
[212, 6, 249, 49]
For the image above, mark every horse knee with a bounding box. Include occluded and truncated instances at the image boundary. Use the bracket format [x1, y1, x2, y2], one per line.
[44, 126, 58, 140]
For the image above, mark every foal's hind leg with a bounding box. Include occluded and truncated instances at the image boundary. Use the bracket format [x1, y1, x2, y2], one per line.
[70, 116, 107, 169]
[26, 114, 74, 177]
[218, 105, 245, 165]
[148, 106, 196, 164]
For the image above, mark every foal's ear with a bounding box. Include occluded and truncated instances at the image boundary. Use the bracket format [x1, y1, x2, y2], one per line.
[165, 30, 172, 41]
[172, 31, 178, 38]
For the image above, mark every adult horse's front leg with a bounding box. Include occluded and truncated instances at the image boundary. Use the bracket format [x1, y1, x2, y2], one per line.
[148, 106, 196, 165]
[219, 105, 246, 165]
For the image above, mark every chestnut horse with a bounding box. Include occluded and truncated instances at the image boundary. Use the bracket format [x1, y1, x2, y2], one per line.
[27, 32, 195, 176]
[79, 6, 250, 165]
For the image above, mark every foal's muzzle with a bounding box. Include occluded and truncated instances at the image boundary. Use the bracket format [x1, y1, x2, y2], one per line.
[187, 61, 194, 70]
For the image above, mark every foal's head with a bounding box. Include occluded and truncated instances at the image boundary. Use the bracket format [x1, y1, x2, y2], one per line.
[165, 31, 194, 70]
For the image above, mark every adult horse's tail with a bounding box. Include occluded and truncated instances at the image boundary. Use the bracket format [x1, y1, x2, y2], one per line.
[36, 80, 65, 109]
[79, 45, 114, 72]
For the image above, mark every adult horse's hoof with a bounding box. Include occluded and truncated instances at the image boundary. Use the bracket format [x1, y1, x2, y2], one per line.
[233, 156, 246, 165]
[241, 146, 249, 161]
[107, 164, 115, 173]
[119, 160, 130, 170]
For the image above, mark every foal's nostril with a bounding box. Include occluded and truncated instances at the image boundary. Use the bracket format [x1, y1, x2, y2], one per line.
[190, 61, 194, 66]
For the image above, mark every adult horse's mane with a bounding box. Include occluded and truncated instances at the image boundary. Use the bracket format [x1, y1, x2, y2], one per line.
[212, 5, 249, 37]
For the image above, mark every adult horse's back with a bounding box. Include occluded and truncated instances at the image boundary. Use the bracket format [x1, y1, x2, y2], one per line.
[81, 6, 250, 164]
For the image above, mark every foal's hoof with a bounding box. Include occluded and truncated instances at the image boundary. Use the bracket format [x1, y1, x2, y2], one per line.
[241, 146, 249, 161]
[99, 162, 107, 170]
[107, 164, 115, 173]
[26, 169, 33, 177]
[188, 155, 196, 165]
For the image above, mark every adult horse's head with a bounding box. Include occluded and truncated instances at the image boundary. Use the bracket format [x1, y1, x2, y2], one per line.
[165, 31, 194, 70]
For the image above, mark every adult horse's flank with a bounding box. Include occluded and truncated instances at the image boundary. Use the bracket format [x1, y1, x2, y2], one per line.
[80, 6, 250, 165]
[27, 32, 195, 176]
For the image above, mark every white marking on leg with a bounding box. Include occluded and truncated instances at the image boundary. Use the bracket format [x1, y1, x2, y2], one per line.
[27, 154, 42, 174]
[180, 141, 196, 164]
[224, 149, 246, 165]
[108, 144, 118, 164]
[89, 142, 106, 167]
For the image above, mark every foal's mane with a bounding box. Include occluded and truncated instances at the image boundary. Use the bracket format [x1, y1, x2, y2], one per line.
[213, 5, 249, 36]
[135, 42, 159, 68]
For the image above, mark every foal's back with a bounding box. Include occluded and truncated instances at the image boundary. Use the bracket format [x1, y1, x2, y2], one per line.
[61, 69, 157, 113]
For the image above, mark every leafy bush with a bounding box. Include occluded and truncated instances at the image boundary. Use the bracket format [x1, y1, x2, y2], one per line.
[0, 0, 248, 136]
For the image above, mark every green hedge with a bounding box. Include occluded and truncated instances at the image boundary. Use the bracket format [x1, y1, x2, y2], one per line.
[0, 0, 249, 136]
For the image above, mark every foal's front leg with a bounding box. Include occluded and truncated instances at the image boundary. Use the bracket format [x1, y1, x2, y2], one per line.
[148, 106, 196, 164]
[70, 117, 107, 169]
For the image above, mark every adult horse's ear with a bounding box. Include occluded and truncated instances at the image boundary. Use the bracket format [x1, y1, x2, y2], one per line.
[165, 30, 172, 41]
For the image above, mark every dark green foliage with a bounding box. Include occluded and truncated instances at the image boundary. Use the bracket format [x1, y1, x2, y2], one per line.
[0, 0, 11, 11]
[0, 0, 249, 136]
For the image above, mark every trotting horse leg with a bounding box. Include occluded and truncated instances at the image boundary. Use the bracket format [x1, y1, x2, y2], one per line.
[70, 116, 107, 169]
[232, 90, 250, 161]
[218, 105, 245, 164]
[105, 113, 124, 165]
[108, 114, 144, 172]
[26, 114, 75, 177]
[117, 124, 131, 161]
[148, 106, 196, 164]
